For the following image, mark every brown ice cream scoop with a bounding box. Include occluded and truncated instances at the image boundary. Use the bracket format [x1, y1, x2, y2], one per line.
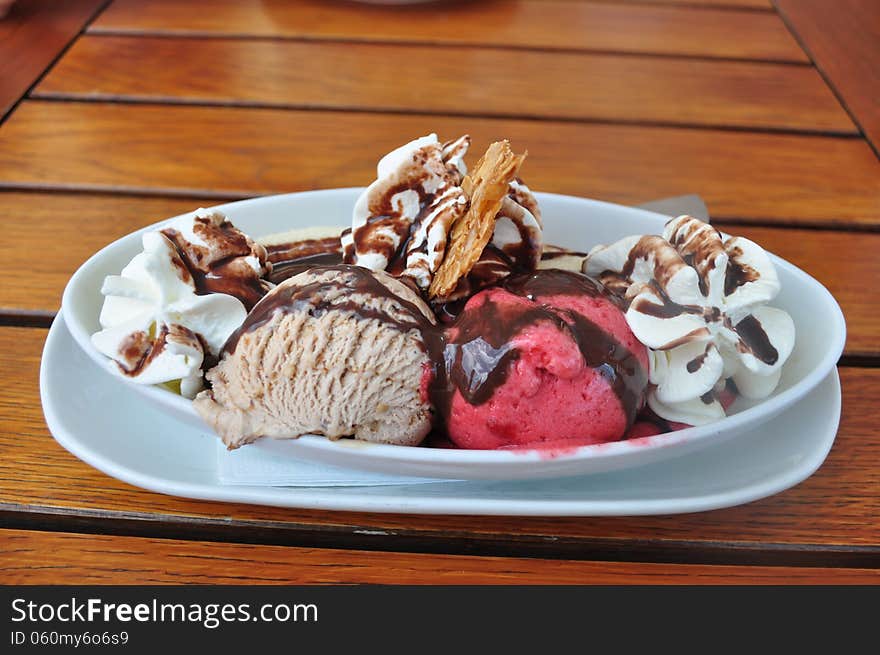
[193, 266, 436, 449]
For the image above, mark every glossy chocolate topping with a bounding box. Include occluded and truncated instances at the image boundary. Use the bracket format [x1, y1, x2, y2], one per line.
[723, 245, 761, 296]
[222, 265, 433, 355]
[594, 235, 688, 300]
[161, 218, 270, 311]
[541, 248, 587, 261]
[263, 231, 346, 283]
[348, 139, 465, 276]
[354, 180, 431, 275]
[495, 209, 541, 267]
[117, 326, 168, 376]
[630, 279, 718, 323]
[266, 236, 341, 264]
[666, 219, 724, 297]
[116, 323, 203, 376]
[269, 251, 344, 284]
[686, 343, 713, 373]
[733, 314, 778, 365]
[427, 270, 648, 430]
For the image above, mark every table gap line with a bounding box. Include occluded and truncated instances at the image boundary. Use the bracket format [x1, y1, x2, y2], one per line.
[79, 29, 811, 66]
[1, 507, 877, 569]
[772, 0, 880, 161]
[0, 312, 54, 329]
[837, 355, 880, 369]
[711, 218, 880, 234]
[0, 181, 257, 202]
[19, 95, 864, 139]
[0, 0, 114, 128]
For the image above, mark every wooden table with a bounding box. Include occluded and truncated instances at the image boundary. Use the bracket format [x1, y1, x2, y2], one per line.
[1, 0, 878, 585]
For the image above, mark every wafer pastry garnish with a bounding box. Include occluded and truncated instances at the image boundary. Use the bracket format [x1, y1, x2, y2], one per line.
[428, 140, 526, 299]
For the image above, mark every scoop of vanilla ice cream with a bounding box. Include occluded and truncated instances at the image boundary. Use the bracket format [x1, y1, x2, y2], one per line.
[91, 208, 271, 398]
[194, 266, 437, 449]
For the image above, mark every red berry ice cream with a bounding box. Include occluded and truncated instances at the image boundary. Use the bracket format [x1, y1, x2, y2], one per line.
[428, 270, 650, 449]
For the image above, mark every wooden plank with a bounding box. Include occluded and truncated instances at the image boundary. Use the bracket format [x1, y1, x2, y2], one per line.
[1, 102, 878, 225]
[0, 192, 875, 357]
[0, 326, 877, 562]
[721, 225, 880, 358]
[1, 529, 876, 584]
[89, 0, 807, 63]
[0, 0, 105, 121]
[34, 36, 853, 134]
[775, 0, 880, 154]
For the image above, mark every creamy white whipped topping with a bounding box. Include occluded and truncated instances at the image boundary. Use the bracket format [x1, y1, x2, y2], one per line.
[344, 134, 543, 294]
[343, 133, 467, 277]
[91, 209, 264, 398]
[583, 215, 795, 425]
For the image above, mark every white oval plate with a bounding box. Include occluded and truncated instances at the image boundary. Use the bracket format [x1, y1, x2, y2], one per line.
[60, 189, 846, 480]
[40, 311, 841, 515]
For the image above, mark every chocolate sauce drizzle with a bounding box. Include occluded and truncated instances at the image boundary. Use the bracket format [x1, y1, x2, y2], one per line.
[734, 314, 778, 365]
[426, 271, 647, 431]
[541, 249, 586, 261]
[631, 279, 719, 324]
[686, 343, 713, 373]
[349, 139, 465, 277]
[269, 251, 343, 284]
[266, 236, 342, 265]
[118, 326, 169, 376]
[222, 265, 433, 356]
[264, 233, 346, 284]
[504, 271, 646, 428]
[354, 180, 434, 275]
[161, 223, 268, 311]
[667, 220, 723, 297]
[724, 245, 760, 296]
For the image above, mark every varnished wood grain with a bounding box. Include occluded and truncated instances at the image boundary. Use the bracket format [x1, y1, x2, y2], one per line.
[1, 326, 877, 561]
[89, 0, 807, 62]
[722, 225, 880, 358]
[0, 0, 104, 120]
[34, 36, 852, 133]
[775, 0, 880, 153]
[1, 102, 877, 225]
[1, 192, 876, 357]
[1, 529, 876, 584]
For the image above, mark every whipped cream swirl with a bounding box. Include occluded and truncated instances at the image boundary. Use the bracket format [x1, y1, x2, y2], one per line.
[91, 209, 271, 398]
[583, 215, 795, 425]
[342, 134, 469, 288]
[343, 134, 542, 295]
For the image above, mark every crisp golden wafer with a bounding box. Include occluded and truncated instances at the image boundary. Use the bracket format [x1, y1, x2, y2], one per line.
[429, 140, 526, 298]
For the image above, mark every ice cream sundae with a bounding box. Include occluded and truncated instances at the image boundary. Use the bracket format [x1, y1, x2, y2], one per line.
[91, 134, 795, 452]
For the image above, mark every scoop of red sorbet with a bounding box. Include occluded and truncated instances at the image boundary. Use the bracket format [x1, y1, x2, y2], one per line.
[432, 270, 650, 450]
